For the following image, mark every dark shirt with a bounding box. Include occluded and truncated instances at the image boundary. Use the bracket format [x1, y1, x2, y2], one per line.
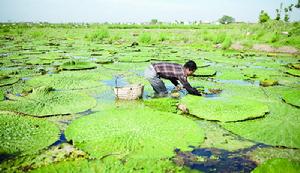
[152, 62, 201, 96]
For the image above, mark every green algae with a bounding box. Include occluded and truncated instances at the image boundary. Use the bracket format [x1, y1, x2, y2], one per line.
[0, 143, 88, 173]
[65, 108, 204, 159]
[0, 86, 96, 116]
[180, 95, 269, 122]
[222, 102, 300, 148]
[0, 75, 19, 87]
[252, 158, 300, 173]
[60, 60, 97, 70]
[0, 112, 60, 155]
[30, 157, 185, 173]
[247, 147, 300, 164]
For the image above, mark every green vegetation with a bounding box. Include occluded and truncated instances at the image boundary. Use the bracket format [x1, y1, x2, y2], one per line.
[60, 60, 97, 70]
[65, 108, 204, 159]
[252, 158, 300, 173]
[0, 112, 59, 155]
[0, 86, 97, 116]
[181, 95, 269, 122]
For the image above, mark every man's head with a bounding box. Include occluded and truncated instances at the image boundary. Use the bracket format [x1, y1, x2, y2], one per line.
[183, 60, 197, 76]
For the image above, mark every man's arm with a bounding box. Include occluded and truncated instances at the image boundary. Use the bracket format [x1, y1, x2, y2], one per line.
[179, 76, 201, 96]
[169, 77, 179, 86]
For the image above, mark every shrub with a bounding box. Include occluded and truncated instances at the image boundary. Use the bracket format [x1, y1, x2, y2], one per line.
[222, 37, 232, 49]
[139, 32, 152, 44]
[213, 32, 226, 44]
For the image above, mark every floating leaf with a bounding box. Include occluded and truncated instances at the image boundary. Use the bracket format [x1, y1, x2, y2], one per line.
[252, 158, 300, 173]
[282, 89, 300, 107]
[0, 86, 96, 116]
[222, 102, 300, 148]
[144, 97, 178, 113]
[60, 60, 97, 70]
[0, 113, 60, 155]
[0, 75, 19, 87]
[65, 108, 204, 159]
[180, 95, 269, 122]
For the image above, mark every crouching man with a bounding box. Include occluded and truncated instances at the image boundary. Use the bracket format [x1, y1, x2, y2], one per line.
[144, 60, 201, 97]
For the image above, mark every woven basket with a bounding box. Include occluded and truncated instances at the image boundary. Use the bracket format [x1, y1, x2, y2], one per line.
[114, 84, 144, 100]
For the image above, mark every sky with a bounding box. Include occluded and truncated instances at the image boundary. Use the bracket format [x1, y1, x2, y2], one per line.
[0, 0, 299, 23]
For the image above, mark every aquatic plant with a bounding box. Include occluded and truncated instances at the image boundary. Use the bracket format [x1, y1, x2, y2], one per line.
[180, 95, 269, 122]
[60, 60, 97, 70]
[286, 69, 300, 77]
[0, 112, 59, 155]
[282, 89, 300, 107]
[65, 108, 204, 159]
[0, 75, 19, 87]
[222, 102, 300, 148]
[30, 157, 184, 173]
[252, 158, 300, 173]
[144, 97, 178, 113]
[0, 86, 97, 116]
[26, 71, 109, 90]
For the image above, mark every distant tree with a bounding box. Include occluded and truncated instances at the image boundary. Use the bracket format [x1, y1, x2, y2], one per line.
[259, 10, 270, 23]
[150, 19, 158, 25]
[295, 0, 300, 8]
[284, 4, 294, 22]
[275, 3, 283, 20]
[218, 15, 235, 24]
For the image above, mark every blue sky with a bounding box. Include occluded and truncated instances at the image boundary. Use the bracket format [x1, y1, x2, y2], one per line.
[0, 0, 299, 23]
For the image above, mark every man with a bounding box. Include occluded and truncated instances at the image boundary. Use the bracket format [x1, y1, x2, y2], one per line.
[144, 60, 201, 97]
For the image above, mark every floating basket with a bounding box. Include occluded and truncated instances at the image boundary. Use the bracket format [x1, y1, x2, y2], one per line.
[114, 84, 144, 100]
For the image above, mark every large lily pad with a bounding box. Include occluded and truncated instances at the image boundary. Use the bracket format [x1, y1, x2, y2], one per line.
[144, 97, 178, 113]
[60, 60, 97, 70]
[180, 95, 269, 122]
[222, 102, 300, 148]
[65, 108, 204, 159]
[286, 69, 300, 77]
[282, 89, 300, 107]
[0, 112, 60, 155]
[0, 86, 96, 116]
[0, 75, 19, 87]
[252, 158, 300, 173]
[26, 71, 108, 90]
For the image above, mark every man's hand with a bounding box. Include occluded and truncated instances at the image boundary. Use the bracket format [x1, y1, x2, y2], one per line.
[175, 85, 183, 91]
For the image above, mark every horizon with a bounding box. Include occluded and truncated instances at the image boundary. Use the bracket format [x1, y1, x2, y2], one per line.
[1, 0, 300, 23]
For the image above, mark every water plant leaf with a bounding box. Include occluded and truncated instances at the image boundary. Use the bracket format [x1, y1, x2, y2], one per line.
[0, 75, 19, 87]
[0, 112, 60, 155]
[65, 108, 204, 159]
[60, 60, 97, 70]
[286, 69, 300, 77]
[30, 157, 185, 173]
[252, 158, 300, 173]
[26, 71, 108, 90]
[180, 95, 269, 122]
[282, 89, 300, 107]
[222, 102, 300, 148]
[144, 97, 178, 113]
[0, 86, 97, 116]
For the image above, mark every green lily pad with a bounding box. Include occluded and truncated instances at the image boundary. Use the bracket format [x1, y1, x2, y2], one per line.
[26, 58, 54, 65]
[30, 157, 184, 173]
[193, 67, 217, 77]
[0, 75, 19, 87]
[222, 102, 300, 148]
[144, 97, 178, 113]
[0, 112, 60, 155]
[180, 95, 269, 122]
[282, 90, 300, 107]
[252, 158, 300, 173]
[286, 69, 300, 77]
[0, 90, 4, 101]
[65, 108, 204, 159]
[26, 71, 108, 90]
[60, 60, 97, 70]
[0, 86, 96, 116]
